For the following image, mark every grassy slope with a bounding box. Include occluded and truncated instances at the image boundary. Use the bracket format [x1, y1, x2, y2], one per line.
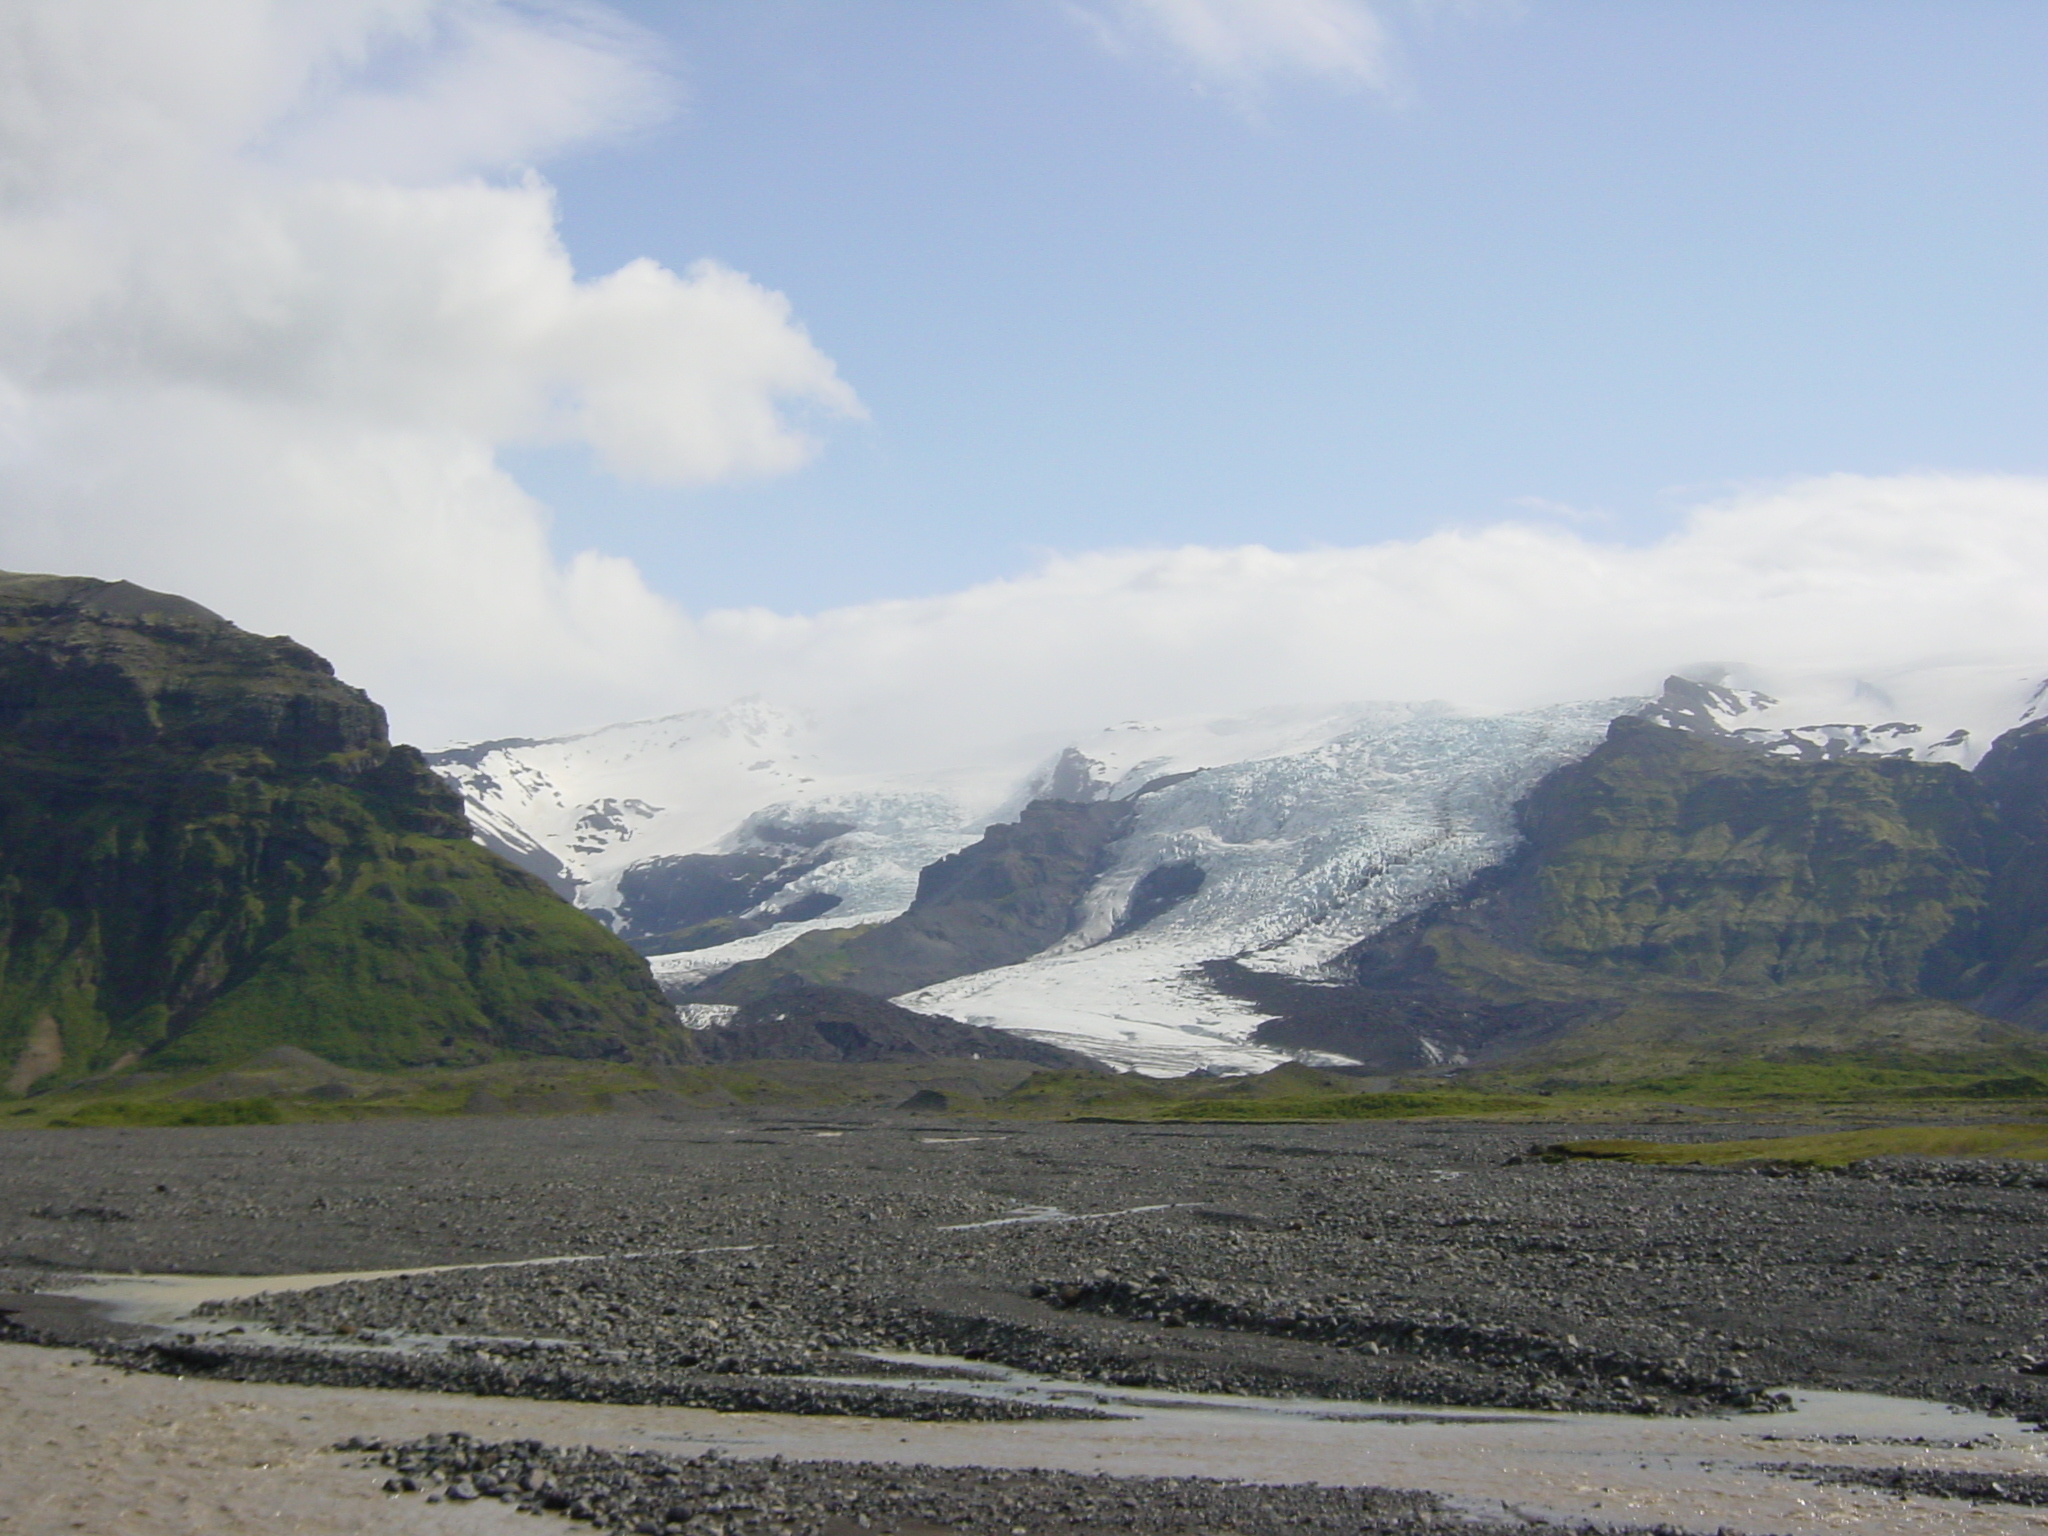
[1506, 719, 1994, 993]
[158, 833, 681, 1070]
[0, 579, 681, 1085]
[0, 758, 682, 1080]
[2, 1049, 1061, 1129]
[1551, 1124, 2048, 1168]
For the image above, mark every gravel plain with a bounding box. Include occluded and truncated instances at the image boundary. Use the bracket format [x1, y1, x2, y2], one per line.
[5, 1109, 2048, 1530]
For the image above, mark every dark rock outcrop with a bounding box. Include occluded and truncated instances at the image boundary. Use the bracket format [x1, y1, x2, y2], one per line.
[1113, 859, 1207, 938]
[613, 849, 843, 954]
[1953, 718, 2048, 1026]
[690, 981, 1098, 1068]
[1253, 707, 2047, 1069]
[689, 798, 1137, 1003]
[0, 571, 685, 1088]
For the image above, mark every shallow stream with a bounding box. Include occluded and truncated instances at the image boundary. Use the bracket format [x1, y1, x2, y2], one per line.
[50, 1257, 2048, 1534]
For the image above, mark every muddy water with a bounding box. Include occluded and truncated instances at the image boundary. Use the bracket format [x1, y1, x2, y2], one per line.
[50, 1260, 2048, 1534]
[53, 1248, 756, 1330]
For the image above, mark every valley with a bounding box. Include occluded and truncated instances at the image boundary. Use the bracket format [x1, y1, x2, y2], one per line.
[7, 569, 2048, 1532]
[7, 1111, 2048, 1531]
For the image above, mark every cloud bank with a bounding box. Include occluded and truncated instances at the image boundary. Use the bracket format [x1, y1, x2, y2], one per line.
[0, 0, 858, 734]
[690, 472, 2048, 772]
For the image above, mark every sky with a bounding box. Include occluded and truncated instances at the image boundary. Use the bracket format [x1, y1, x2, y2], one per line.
[1, 1, 2045, 764]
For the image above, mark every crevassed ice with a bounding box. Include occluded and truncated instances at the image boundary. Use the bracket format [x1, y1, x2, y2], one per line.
[902, 701, 1632, 1074]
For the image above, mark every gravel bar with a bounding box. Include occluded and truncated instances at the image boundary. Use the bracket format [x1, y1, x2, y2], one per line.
[345, 1430, 1628, 1535]
[4, 1113, 2047, 1424]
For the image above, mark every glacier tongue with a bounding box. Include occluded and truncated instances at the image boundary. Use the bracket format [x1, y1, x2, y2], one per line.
[899, 699, 1634, 1074]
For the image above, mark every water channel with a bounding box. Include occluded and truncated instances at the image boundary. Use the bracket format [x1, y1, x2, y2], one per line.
[49, 1257, 2048, 1534]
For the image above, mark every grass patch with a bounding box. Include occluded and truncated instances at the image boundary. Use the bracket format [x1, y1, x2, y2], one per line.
[1467, 1036, 2048, 1106]
[4, 1049, 1069, 1129]
[1574, 1060, 2048, 1103]
[48, 1097, 282, 1128]
[1548, 1123, 2048, 1169]
[1159, 1090, 1539, 1122]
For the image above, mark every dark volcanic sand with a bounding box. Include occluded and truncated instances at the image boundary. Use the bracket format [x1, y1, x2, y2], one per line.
[348, 1433, 1506, 1536]
[2, 1112, 2043, 1422]
[4, 1111, 2047, 1532]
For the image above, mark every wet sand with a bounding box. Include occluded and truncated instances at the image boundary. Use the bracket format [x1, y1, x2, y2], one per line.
[0, 1342, 531, 1535]
[6, 1340, 2048, 1534]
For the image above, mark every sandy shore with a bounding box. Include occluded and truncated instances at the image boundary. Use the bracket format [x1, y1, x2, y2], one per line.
[0, 1343, 543, 1535]
[9, 1340, 2048, 1535]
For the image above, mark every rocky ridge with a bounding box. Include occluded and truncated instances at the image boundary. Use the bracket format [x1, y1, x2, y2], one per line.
[1245, 691, 2048, 1073]
[0, 571, 684, 1088]
[689, 982, 1100, 1069]
[688, 800, 1140, 1006]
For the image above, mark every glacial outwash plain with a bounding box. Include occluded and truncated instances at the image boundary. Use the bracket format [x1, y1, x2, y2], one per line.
[8, 574, 2048, 1534]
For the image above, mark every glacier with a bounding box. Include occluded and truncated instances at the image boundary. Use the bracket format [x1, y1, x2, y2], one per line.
[429, 661, 2047, 1075]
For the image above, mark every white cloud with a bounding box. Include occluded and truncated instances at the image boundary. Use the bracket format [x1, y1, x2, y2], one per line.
[1071, 0, 1399, 94]
[677, 473, 2048, 776]
[0, 0, 859, 740]
[267, 1, 675, 182]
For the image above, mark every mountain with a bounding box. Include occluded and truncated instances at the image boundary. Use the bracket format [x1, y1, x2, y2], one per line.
[1945, 717, 2048, 1026]
[0, 572, 683, 1095]
[1239, 694, 2048, 1075]
[685, 797, 1141, 1004]
[433, 664, 2047, 1075]
[426, 706, 996, 958]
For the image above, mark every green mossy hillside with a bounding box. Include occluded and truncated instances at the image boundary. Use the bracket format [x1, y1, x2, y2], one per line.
[1487, 716, 1994, 992]
[0, 572, 683, 1089]
[1254, 704, 2048, 1073]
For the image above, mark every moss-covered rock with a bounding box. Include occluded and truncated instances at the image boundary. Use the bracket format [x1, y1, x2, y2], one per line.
[1503, 715, 1995, 991]
[1952, 717, 2048, 1026]
[1250, 710, 2046, 1070]
[0, 572, 684, 1090]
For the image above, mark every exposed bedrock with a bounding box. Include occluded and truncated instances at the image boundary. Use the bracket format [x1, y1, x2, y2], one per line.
[690, 799, 1138, 1004]
[1251, 709, 2048, 1069]
[689, 980, 1098, 1069]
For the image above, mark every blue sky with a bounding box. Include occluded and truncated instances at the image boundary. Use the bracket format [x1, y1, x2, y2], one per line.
[3, 1, 2046, 752]
[515, 1, 2048, 613]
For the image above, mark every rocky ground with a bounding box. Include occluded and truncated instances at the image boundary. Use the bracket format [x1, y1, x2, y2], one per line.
[5, 1109, 2048, 1529]
[347, 1432, 1546, 1536]
[1768, 1462, 2048, 1508]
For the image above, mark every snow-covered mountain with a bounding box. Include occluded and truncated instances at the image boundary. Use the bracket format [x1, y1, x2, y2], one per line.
[897, 698, 1633, 1072]
[1641, 665, 2048, 764]
[426, 702, 993, 926]
[428, 662, 2047, 1075]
